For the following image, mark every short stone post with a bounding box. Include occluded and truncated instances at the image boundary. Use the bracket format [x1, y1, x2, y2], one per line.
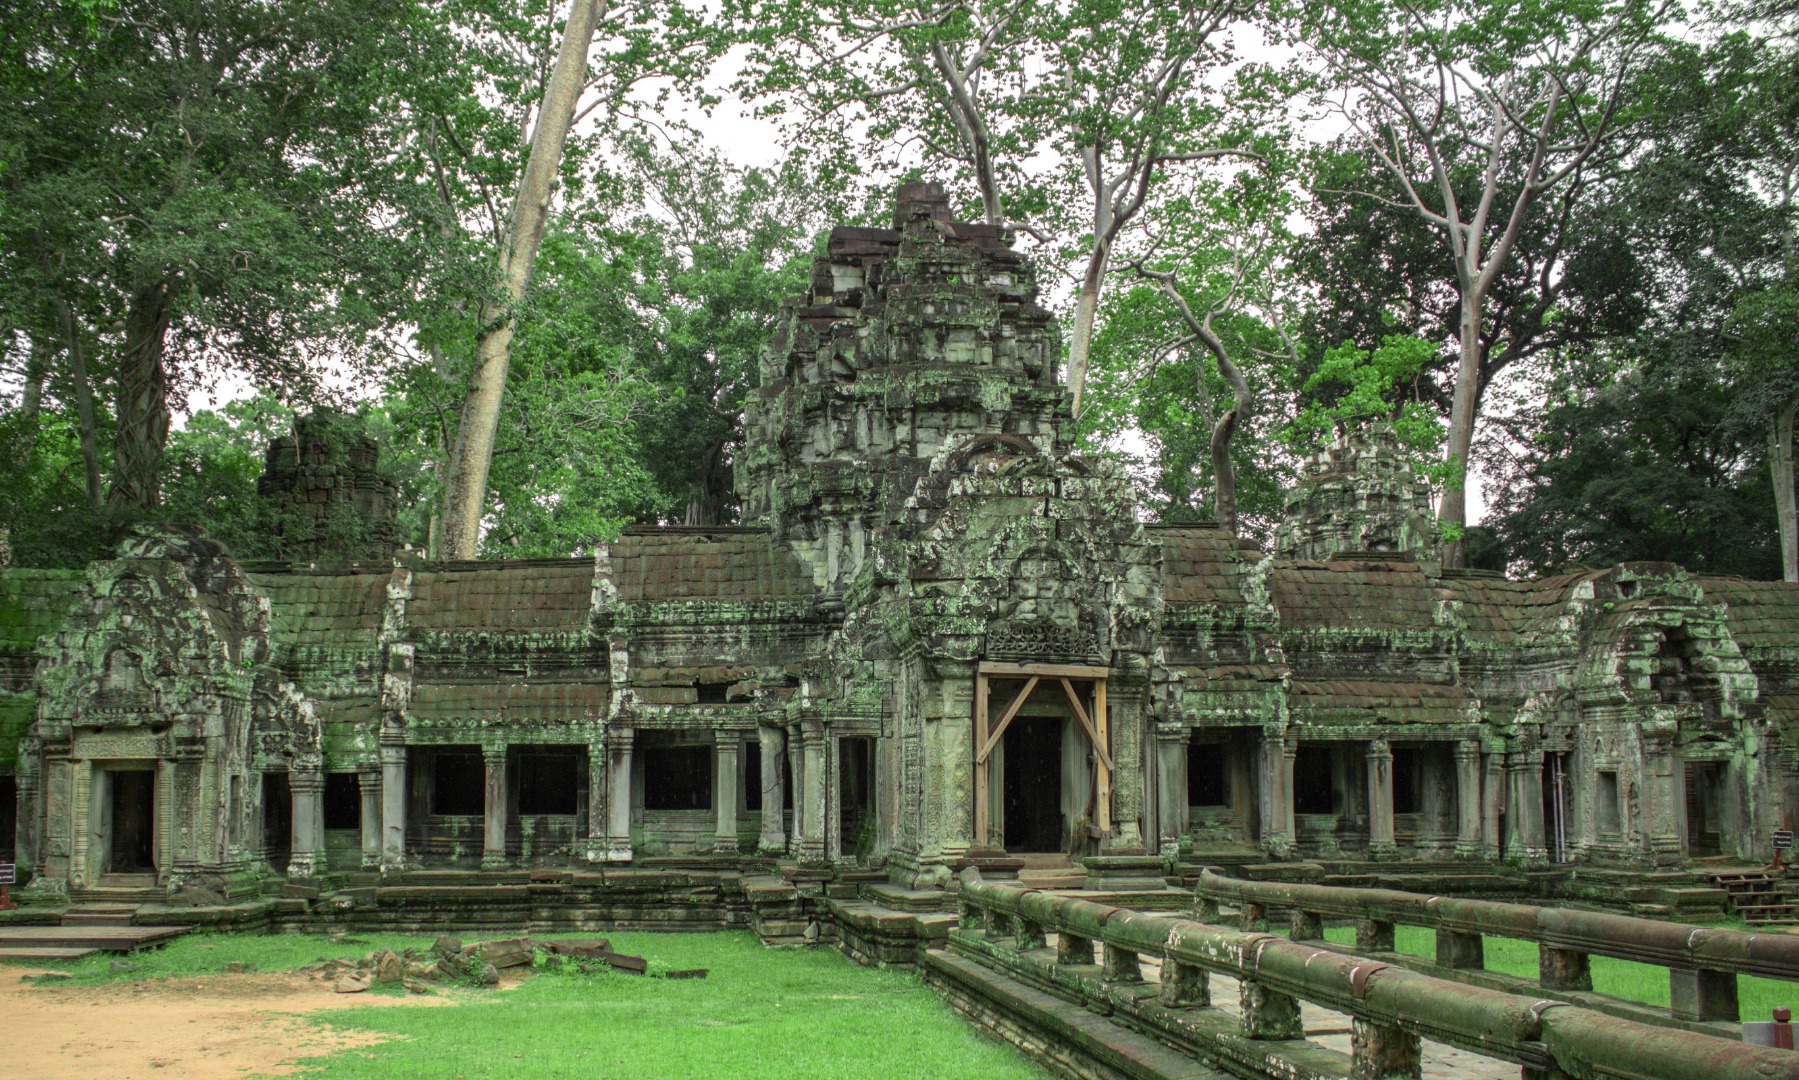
[1158, 956, 1210, 1008]
[1435, 929, 1484, 970]
[959, 900, 987, 933]
[1011, 914, 1046, 950]
[1057, 932, 1095, 965]
[1241, 901, 1268, 933]
[1290, 909, 1324, 941]
[1367, 739, 1397, 857]
[1670, 967, 1739, 1023]
[1240, 979, 1304, 1040]
[1194, 894, 1221, 922]
[1351, 1017, 1422, 1080]
[481, 745, 508, 869]
[713, 733, 740, 854]
[1539, 944, 1592, 992]
[1356, 918, 1396, 952]
[1102, 943, 1143, 983]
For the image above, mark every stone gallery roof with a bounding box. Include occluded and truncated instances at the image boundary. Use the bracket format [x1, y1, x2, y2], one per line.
[610, 528, 818, 603]
[1695, 577, 1799, 651]
[1156, 525, 1253, 607]
[1441, 572, 1589, 644]
[1287, 679, 1474, 726]
[1269, 558, 1443, 633]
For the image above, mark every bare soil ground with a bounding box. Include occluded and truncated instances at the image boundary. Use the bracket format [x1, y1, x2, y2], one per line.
[1, 966, 453, 1079]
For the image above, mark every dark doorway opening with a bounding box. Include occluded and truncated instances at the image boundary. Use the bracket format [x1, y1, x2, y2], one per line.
[264, 772, 292, 869]
[743, 740, 763, 813]
[839, 737, 876, 857]
[643, 743, 712, 811]
[1686, 761, 1723, 856]
[431, 748, 486, 816]
[111, 769, 156, 872]
[1187, 742, 1227, 807]
[0, 775, 15, 862]
[1003, 717, 1063, 852]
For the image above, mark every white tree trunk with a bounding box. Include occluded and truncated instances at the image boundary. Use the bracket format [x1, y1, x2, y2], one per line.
[1774, 398, 1797, 583]
[440, 0, 607, 560]
[1066, 254, 1107, 418]
[1437, 289, 1485, 568]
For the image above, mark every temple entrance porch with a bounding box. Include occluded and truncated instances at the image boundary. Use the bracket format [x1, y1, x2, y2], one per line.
[973, 662, 1109, 858]
[106, 767, 156, 873]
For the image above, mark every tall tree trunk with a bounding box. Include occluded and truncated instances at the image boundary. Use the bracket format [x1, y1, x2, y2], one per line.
[1197, 333, 1252, 538]
[439, 0, 607, 560]
[15, 336, 49, 461]
[1066, 252, 1107, 418]
[56, 299, 104, 510]
[1436, 289, 1484, 569]
[1774, 397, 1797, 583]
[109, 284, 172, 510]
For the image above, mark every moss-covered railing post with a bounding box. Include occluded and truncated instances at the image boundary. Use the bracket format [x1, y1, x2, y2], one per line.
[1538, 944, 1592, 992]
[1670, 966, 1738, 1023]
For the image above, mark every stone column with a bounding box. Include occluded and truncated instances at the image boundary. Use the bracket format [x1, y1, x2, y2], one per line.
[797, 727, 828, 864]
[1642, 733, 1685, 865]
[379, 743, 407, 872]
[1480, 753, 1504, 860]
[1454, 740, 1482, 858]
[14, 767, 39, 875]
[787, 731, 806, 854]
[358, 767, 382, 868]
[757, 726, 787, 854]
[1351, 1017, 1422, 1080]
[714, 733, 740, 854]
[585, 739, 607, 862]
[606, 727, 634, 863]
[1506, 746, 1547, 866]
[1258, 730, 1292, 858]
[1156, 733, 1187, 857]
[1367, 739, 1396, 857]
[482, 745, 508, 869]
[289, 761, 326, 879]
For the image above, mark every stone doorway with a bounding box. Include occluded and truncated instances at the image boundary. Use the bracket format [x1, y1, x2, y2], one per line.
[264, 772, 292, 871]
[1685, 761, 1724, 857]
[1001, 717, 1064, 852]
[108, 768, 156, 873]
[973, 662, 1110, 854]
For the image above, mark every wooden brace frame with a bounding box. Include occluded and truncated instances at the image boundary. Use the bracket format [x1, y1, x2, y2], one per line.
[973, 661, 1111, 849]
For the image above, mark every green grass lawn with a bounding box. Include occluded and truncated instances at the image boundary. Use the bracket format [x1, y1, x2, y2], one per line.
[1321, 923, 1799, 1021]
[2, 930, 1049, 1079]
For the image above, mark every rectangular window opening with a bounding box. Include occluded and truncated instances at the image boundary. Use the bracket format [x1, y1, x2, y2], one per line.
[1595, 771, 1622, 833]
[323, 773, 360, 830]
[696, 683, 731, 705]
[1294, 745, 1335, 815]
[517, 749, 581, 815]
[643, 743, 713, 811]
[743, 740, 763, 813]
[431, 747, 485, 816]
[1391, 747, 1422, 815]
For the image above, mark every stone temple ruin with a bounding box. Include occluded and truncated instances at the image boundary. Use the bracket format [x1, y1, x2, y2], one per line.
[4, 188, 1799, 1066]
[2, 184, 1797, 908]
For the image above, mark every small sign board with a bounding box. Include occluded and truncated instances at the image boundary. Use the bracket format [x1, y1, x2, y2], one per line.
[1775, 830, 1794, 851]
[0, 863, 13, 885]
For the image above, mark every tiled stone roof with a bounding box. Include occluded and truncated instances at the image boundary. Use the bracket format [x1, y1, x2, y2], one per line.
[1157, 526, 1253, 607]
[409, 562, 597, 634]
[1287, 679, 1473, 725]
[610, 529, 818, 602]
[1270, 560, 1442, 632]
[1443, 573, 1589, 644]
[249, 572, 389, 649]
[1694, 577, 1799, 650]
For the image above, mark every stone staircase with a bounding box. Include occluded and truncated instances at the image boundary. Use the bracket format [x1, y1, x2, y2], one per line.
[1702, 867, 1799, 926]
[0, 903, 190, 961]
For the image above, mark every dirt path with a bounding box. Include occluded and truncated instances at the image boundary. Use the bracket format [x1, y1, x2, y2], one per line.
[1, 966, 451, 1079]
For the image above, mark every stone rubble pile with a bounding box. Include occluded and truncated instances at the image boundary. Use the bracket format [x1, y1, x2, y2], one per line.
[302, 935, 667, 994]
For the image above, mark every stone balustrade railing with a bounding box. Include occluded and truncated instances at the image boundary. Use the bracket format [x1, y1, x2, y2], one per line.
[957, 869, 1799, 1080]
[1196, 870, 1799, 1026]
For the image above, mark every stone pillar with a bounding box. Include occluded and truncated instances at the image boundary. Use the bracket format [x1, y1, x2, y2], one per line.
[1157, 733, 1187, 857]
[1011, 913, 1045, 950]
[714, 733, 740, 854]
[1102, 943, 1143, 983]
[379, 743, 406, 872]
[1480, 753, 1504, 860]
[1366, 739, 1396, 857]
[1539, 944, 1592, 991]
[1506, 746, 1547, 865]
[1642, 734, 1685, 865]
[289, 762, 326, 879]
[758, 726, 786, 854]
[1057, 933, 1095, 965]
[1454, 740, 1482, 858]
[1351, 1017, 1422, 1080]
[15, 768, 39, 874]
[1670, 967, 1739, 1022]
[1356, 918, 1396, 951]
[482, 745, 508, 869]
[1290, 909, 1324, 941]
[606, 727, 634, 863]
[1436, 929, 1484, 970]
[1259, 730, 1292, 858]
[585, 739, 607, 861]
[358, 767, 381, 868]
[797, 727, 827, 864]
[786, 731, 805, 854]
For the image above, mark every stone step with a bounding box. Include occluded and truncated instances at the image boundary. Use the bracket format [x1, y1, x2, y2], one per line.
[1017, 870, 1086, 890]
[0, 924, 189, 953]
[61, 913, 135, 926]
[0, 946, 99, 961]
